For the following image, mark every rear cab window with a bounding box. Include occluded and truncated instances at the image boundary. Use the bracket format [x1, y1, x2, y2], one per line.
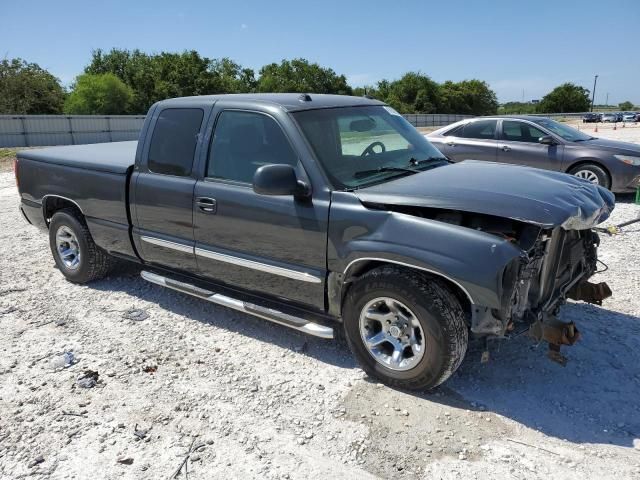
[148, 108, 204, 176]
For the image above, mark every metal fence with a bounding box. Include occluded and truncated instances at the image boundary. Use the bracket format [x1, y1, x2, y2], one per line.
[0, 115, 146, 148]
[403, 114, 474, 128]
[0, 113, 472, 148]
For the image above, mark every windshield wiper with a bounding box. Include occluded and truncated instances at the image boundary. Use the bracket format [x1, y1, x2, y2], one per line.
[353, 166, 418, 179]
[408, 156, 450, 167]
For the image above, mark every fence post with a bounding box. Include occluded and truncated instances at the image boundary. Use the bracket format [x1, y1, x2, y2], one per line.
[107, 116, 113, 142]
[18, 116, 29, 147]
[68, 116, 75, 145]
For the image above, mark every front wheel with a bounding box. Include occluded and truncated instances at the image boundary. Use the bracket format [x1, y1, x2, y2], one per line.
[568, 163, 610, 189]
[49, 208, 114, 283]
[343, 266, 469, 390]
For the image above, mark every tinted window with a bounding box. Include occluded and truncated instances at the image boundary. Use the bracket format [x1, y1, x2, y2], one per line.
[460, 120, 497, 139]
[207, 111, 298, 183]
[502, 120, 547, 142]
[443, 124, 465, 137]
[148, 108, 204, 176]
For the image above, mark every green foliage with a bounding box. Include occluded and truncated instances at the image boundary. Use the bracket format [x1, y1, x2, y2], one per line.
[438, 80, 498, 115]
[257, 59, 351, 95]
[498, 102, 538, 114]
[85, 49, 256, 113]
[618, 100, 635, 111]
[64, 73, 133, 114]
[0, 58, 65, 114]
[372, 72, 439, 113]
[536, 83, 591, 113]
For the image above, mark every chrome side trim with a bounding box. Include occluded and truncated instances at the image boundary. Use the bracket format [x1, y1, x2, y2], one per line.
[141, 271, 333, 339]
[195, 247, 322, 284]
[140, 236, 194, 254]
[343, 257, 475, 305]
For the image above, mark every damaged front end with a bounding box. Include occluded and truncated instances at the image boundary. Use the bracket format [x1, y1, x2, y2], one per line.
[499, 226, 611, 364]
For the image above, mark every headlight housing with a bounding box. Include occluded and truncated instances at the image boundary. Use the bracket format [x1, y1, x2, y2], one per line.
[614, 154, 640, 166]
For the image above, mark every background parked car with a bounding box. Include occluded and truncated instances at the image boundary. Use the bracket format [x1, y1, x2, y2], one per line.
[601, 113, 617, 122]
[582, 113, 600, 123]
[427, 115, 640, 192]
[622, 112, 637, 122]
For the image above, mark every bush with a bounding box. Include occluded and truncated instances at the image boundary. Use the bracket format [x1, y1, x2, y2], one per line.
[64, 73, 133, 114]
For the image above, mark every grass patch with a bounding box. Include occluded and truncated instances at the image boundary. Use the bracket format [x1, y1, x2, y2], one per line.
[0, 148, 20, 172]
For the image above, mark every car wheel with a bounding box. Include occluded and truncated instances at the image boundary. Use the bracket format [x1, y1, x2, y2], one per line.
[49, 208, 114, 283]
[568, 163, 610, 189]
[343, 266, 469, 390]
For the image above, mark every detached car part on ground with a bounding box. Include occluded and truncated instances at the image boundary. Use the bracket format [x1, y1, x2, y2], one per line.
[15, 94, 615, 390]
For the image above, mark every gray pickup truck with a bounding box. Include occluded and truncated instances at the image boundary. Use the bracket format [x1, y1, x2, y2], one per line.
[16, 94, 615, 389]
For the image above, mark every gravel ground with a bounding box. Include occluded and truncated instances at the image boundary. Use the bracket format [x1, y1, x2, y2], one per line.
[1, 149, 640, 478]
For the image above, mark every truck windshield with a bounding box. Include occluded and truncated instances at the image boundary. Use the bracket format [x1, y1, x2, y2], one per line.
[294, 106, 448, 189]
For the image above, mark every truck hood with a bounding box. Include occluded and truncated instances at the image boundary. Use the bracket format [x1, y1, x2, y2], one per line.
[354, 160, 615, 230]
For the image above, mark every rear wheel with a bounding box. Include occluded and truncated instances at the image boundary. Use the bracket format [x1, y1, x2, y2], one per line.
[569, 163, 610, 189]
[49, 208, 114, 283]
[343, 266, 469, 390]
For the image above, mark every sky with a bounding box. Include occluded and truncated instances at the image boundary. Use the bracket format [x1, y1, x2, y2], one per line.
[2, 0, 639, 104]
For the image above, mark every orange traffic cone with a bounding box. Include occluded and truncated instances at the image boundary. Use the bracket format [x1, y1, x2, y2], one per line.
[614, 123, 617, 130]
[594, 124, 598, 132]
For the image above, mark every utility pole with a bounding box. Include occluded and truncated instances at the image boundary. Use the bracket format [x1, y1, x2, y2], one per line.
[591, 75, 598, 112]
[605, 92, 609, 107]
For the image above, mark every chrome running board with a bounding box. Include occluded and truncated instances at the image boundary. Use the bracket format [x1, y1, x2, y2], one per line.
[141, 271, 334, 339]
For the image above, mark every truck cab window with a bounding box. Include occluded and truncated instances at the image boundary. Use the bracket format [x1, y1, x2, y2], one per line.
[207, 111, 298, 183]
[148, 108, 204, 176]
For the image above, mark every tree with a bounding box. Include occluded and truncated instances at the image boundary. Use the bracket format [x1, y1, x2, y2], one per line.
[257, 59, 351, 95]
[0, 58, 65, 114]
[439, 80, 498, 115]
[64, 73, 133, 114]
[85, 49, 256, 113]
[536, 83, 591, 113]
[375, 72, 440, 113]
[619, 100, 635, 111]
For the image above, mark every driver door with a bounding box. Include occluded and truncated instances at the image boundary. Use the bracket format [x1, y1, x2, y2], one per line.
[192, 104, 329, 310]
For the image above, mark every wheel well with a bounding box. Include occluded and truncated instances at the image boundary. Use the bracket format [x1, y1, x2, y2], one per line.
[43, 197, 83, 227]
[342, 260, 473, 323]
[566, 159, 611, 184]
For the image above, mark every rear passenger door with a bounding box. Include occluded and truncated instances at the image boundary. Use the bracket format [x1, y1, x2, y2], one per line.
[132, 107, 208, 273]
[497, 120, 564, 170]
[439, 119, 498, 162]
[192, 104, 329, 310]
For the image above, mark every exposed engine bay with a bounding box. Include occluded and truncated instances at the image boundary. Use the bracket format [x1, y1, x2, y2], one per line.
[366, 203, 613, 363]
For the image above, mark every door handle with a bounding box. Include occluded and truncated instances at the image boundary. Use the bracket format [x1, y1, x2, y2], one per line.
[446, 141, 456, 146]
[501, 145, 511, 152]
[195, 197, 217, 214]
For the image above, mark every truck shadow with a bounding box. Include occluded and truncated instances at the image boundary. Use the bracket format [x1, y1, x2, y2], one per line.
[423, 301, 640, 448]
[91, 272, 640, 448]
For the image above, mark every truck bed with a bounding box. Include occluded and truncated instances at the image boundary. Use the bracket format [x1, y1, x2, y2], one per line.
[17, 141, 137, 174]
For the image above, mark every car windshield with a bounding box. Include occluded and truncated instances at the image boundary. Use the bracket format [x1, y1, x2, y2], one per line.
[534, 118, 593, 142]
[293, 106, 448, 189]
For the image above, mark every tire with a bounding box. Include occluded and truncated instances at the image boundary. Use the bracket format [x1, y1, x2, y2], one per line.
[49, 208, 113, 283]
[343, 266, 468, 390]
[568, 163, 610, 189]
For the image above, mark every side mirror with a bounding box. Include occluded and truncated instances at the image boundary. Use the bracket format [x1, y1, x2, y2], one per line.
[538, 135, 556, 145]
[253, 164, 310, 198]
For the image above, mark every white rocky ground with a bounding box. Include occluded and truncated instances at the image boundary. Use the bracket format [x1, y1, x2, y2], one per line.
[1, 149, 640, 478]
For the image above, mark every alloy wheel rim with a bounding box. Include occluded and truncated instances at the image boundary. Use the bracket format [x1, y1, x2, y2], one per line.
[55, 226, 81, 270]
[574, 170, 599, 184]
[358, 297, 426, 371]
